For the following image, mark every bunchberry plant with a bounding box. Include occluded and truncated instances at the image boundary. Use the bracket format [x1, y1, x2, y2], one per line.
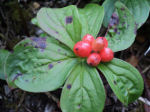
[74, 34, 113, 66]
[82, 34, 95, 45]
[0, 0, 150, 112]
[73, 41, 92, 57]
[87, 53, 101, 66]
[92, 37, 105, 52]
[98, 37, 108, 47]
[100, 47, 114, 62]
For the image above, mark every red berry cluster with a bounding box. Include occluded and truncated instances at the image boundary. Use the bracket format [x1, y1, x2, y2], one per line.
[73, 34, 114, 66]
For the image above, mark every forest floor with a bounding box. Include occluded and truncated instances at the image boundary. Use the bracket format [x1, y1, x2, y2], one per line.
[0, 0, 150, 112]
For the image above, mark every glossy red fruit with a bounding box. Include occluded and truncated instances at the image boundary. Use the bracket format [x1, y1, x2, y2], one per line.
[99, 47, 114, 62]
[92, 37, 105, 52]
[82, 34, 95, 45]
[73, 41, 92, 57]
[97, 37, 108, 47]
[87, 53, 101, 66]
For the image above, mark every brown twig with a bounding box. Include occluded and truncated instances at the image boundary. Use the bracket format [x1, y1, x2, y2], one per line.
[137, 65, 150, 100]
[0, 7, 6, 20]
[76, 0, 81, 6]
[45, 92, 59, 104]
[16, 91, 26, 112]
[105, 25, 111, 37]
[5, 13, 10, 38]
[136, 41, 148, 57]
[130, 46, 134, 55]
[0, 33, 7, 40]
[23, 105, 33, 112]
[142, 65, 150, 74]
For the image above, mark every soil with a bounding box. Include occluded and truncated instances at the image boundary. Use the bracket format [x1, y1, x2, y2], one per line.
[0, 0, 150, 112]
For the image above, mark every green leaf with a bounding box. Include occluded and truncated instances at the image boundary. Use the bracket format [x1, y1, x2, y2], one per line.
[79, 4, 104, 37]
[102, 0, 117, 27]
[106, 1, 136, 52]
[37, 6, 87, 50]
[5, 37, 78, 92]
[103, 0, 150, 28]
[37, 4, 104, 50]
[31, 17, 38, 26]
[121, 0, 150, 27]
[0, 49, 9, 80]
[98, 58, 144, 105]
[148, 0, 150, 6]
[61, 62, 105, 112]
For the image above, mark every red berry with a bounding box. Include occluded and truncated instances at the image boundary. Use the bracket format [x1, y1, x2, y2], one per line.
[92, 37, 105, 52]
[82, 34, 95, 45]
[97, 37, 108, 47]
[99, 48, 114, 62]
[73, 41, 92, 57]
[87, 53, 101, 66]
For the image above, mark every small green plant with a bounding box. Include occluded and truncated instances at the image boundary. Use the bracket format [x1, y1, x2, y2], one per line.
[0, 0, 150, 112]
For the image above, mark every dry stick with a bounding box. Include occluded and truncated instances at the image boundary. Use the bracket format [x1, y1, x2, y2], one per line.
[0, 8, 9, 43]
[0, 7, 6, 20]
[121, 107, 125, 112]
[138, 97, 150, 106]
[137, 66, 150, 100]
[45, 92, 59, 104]
[144, 46, 150, 56]
[130, 46, 134, 55]
[76, 0, 81, 6]
[142, 65, 150, 74]
[16, 91, 26, 112]
[23, 105, 33, 112]
[5, 12, 10, 38]
[0, 33, 7, 40]
[104, 25, 111, 37]
[0, 7, 8, 39]
[136, 42, 147, 57]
